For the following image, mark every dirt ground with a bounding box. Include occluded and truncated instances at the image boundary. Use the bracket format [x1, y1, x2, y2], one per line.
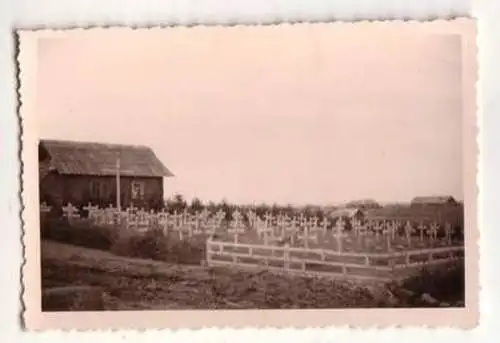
[41, 240, 412, 311]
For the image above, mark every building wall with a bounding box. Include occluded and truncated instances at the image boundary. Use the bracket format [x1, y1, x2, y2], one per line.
[39, 171, 65, 213]
[40, 174, 164, 211]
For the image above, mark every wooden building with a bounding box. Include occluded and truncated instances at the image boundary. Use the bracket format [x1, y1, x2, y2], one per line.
[411, 196, 458, 207]
[328, 208, 365, 222]
[38, 139, 174, 211]
[344, 198, 381, 209]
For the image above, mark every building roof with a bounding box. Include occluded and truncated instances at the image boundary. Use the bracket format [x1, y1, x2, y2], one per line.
[345, 198, 380, 208]
[328, 208, 364, 218]
[411, 196, 457, 205]
[39, 139, 174, 178]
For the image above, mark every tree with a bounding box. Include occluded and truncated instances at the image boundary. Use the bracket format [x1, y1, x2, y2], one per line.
[255, 203, 270, 217]
[218, 198, 232, 221]
[165, 193, 187, 213]
[206, 201, 217, 213]
[189, 197, 204, 213]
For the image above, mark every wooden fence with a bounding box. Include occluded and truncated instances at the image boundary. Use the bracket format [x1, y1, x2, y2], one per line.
[206, 239, 464, 282]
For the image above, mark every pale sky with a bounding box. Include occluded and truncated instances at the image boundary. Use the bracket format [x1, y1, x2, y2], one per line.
[36, 25, 463, 206]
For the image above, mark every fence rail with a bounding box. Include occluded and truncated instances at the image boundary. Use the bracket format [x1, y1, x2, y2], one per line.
[206, 239, 464, 281]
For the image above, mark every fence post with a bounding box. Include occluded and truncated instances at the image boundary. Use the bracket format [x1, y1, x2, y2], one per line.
[206, 236, 212, 266]
[405, 252, 410, 266]
[284, 244, 290, 270]
[386, 231, 392, 252]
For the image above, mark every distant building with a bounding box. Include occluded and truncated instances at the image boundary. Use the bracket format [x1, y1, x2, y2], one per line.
[344, 199, 381, 209]
[410, 196, 458, 206]
[38, 139, 174, 210]
[328, 208, 365, 222]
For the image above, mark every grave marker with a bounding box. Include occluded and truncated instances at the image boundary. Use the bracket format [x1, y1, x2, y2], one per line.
[320, 217, 330, 234]
[444, 223, 453, 245]
[229, 210, 246, 243]
[417, 222, 427, 242]
[62, 203, 80, 223]
[335, 217, 345, 252]
[427, 222, 439, 242]
[404, 221, 414, 247]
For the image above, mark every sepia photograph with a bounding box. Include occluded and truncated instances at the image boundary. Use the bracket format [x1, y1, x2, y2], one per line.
[19, 19, 477, 329]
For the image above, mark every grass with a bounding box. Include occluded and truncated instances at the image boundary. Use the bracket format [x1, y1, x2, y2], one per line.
[39, 241, 384, 310]
[39, 215, 465, 310]
[40, 216, 118, 251]
[41, 240, 465, 310]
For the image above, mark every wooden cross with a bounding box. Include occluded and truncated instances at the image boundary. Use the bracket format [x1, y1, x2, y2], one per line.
[246, 210, 256, 228]
[356, 222, 369, 250]
[149, 208, 156, 223]
[228, 225, 245, 244]
[404, 221, 414, 246]
[382, 223, 393, 252]
[427, 222, 439, 242]
[83, 202, 95, 214]
[276, 214, 284, 228]
[335, 217, 345, 252]
[302, 225, 310, 249]
[389, 221, 398, 240]
[310, 216, 319, 229]
[228, 210, 245, 242]
[101, 204, 114, 225]
[417, 222, 427, 242]
[215, 209, 225, 222]
[444, 223, 453, 245]
[134, 209, 147, 232]
[282, 214, 291, 232]
[157, 209, 169, 234]
[171, 210, 180, 230]
[298, 213, 307, 228]
[320, 217, 329, 234]
[127, 203, 138, 214]
[264, 212, 273, 228]
[62, 203, 79, 223]
[373, 222, 384, 239]
[40, 201, 52, 213]
[289, 216, 298, 231]
[351, 219, 359, 236]
[125, 211, 135, 231]
[206, 216, 218, 237]
[352, 220, 362, 245]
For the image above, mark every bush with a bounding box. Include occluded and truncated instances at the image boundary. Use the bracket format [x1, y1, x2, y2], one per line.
[41, 216, 206, 266]
[398, 261, 465, 304]
[41, 217, 119, 251]
[110, 228, 205, 265]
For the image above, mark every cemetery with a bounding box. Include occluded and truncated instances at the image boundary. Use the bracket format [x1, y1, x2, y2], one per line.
[41, 200, 464, 283]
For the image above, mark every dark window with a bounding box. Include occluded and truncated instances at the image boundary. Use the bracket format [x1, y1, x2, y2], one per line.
[131, 180, 145, 200]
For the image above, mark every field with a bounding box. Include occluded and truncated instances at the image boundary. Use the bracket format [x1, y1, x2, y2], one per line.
[41, 240, 464, 311]
[40, 203, 465, 311]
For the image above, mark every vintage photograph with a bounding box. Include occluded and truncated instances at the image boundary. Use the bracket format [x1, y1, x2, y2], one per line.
[19, 19, 477, 329]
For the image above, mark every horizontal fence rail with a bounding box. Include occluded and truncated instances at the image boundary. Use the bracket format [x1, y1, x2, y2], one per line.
[206, 239, 464, 281]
